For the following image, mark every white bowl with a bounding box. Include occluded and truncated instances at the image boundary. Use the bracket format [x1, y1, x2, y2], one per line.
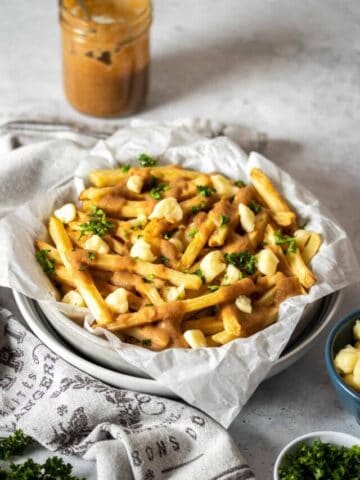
[14, 290, 343, 399]
[273, 431, 360, 480]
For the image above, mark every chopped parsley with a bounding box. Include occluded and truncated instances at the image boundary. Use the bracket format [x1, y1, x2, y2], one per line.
[274, 230, 297, 254]
[0, 430, 32, 461]
[119, 164, 131, 173]
[219, 214, 230, 227]
[159, 255, 169, 265]
[248, 200, 262, 214]
[188, 228, 198, 239]
[299, 221, 308, 229]
[142, 339, 152, 347]
[224, 251, 256, 275]
[78, 206, 113, 238]
[279, 440, 360, 480]
[35, 249, 55, 276]
[150, 183, 169, 200]
[138, 153, 158, 167]
[191, 201, 207, 214]
[208, 285, 220, 292]
[193, 269, 205, 283]
[87, 251, 96, 261]
[234, 180, 246, 188]
[197, 185, 215, 197]
[0, 430, 84, 479]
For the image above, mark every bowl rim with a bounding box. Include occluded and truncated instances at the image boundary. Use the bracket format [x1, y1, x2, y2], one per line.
[325, 308, 360, 401]
[273, 430, 360, 479]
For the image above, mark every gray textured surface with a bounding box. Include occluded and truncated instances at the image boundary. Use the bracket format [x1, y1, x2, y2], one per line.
[1, 1, 360, 478]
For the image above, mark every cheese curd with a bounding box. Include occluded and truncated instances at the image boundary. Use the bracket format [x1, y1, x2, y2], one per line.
[62, 290, 86, 307]
[222, 264, 242, 285]
[130, 238, 155, 262]
[105, 288, 129, 314]
[199, 250, 226, 283]
[127, 174, 144, 193]
[54, 203, 77, 224]
[84, 234, 110, 254]
[334, 321, 360, 392]
[235, 295, 252, 314]
[183, 329, 207, 348]
[149, 197, 183, 223]
[162, 285, 185, 302]
[257, 248, 279, 277]
[211, 174, 237, 198]
[238, 203, 255, 233]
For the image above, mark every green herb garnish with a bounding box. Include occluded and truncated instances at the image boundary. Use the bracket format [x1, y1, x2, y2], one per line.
[150, 183, 169, 200]
[208, 285, 220, 292]
[35, 250, 55, 276]
[224, 251, 256, 275]
[219, 214, 230, 227]
[279, 440, 360, 480]
[0, 430, 32, 461]
[159, 255, 169, 265]
[87, 251, 96, 261]
[197, 185, 215, 197]
[78, 206, 113, 238]
[248, 200, 262, 214]
[191, 201, 207, 214]
[138, 153, 158, 167]
[193, 269, 205, 283]
[0, 430, 84, 479]
[142, 339, 152, 347]
[188, 228, 198, 239]
[274, 230, 297, 254]
[234, 180, 246, 188]
[120, 164, 131, 173]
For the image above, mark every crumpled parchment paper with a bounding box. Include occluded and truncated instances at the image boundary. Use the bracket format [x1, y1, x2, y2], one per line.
[0, 122, 358, 427]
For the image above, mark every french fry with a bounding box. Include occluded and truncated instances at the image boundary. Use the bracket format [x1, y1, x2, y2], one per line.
[82, 198, 155, 218]
[72, 250, 202, 290]
[182, 317, 223, 335]
[237, 305, 279, 337]
[49, 216, 113, 325]
[250, 168, 295, 226]
[286, 250, 316, 289]
[302, 232, 322, 264]
[220, 303, 242, 336]
[179, 217, 216, 269]
[211, 330, 238, 345]
[123, 325, 170, 351]
[255, 286, 277, 306]
[104, 279, 255, 331]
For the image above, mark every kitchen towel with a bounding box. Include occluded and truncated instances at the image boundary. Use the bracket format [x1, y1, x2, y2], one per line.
[0, 307, 255, 480]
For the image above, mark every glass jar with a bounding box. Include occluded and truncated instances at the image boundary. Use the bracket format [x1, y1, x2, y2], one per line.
[59, 0, 152, 117]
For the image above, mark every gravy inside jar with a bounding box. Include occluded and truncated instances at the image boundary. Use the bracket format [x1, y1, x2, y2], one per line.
[60, 0, 152, 117]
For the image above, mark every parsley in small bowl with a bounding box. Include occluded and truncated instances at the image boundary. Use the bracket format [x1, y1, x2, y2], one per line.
[273, 431, 360, 480]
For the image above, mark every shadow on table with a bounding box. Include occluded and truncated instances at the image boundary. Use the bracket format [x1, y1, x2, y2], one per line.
[147, 27, 306, 109]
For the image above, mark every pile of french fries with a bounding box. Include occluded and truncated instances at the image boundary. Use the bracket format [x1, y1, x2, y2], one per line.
[35, 155, 322, 351]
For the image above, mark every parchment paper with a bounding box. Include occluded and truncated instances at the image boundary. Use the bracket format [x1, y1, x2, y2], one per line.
[0, 122, 358, 427]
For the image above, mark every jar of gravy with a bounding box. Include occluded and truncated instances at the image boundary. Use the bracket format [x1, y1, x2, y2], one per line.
[59, 0, 152, 117]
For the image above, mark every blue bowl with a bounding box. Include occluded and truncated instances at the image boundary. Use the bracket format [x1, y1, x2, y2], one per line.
[325, 309, 360, 423]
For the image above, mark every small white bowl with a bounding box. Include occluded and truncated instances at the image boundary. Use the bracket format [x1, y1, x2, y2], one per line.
[273, 431, 360, 480]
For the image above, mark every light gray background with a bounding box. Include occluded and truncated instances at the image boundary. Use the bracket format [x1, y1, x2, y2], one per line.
[0, 1, 359, 478]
